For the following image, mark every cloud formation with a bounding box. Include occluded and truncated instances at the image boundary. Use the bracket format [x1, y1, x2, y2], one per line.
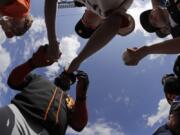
[146, 98, 170, 127]
[66, 119, 125, 135]
[0, 28, 10, 74]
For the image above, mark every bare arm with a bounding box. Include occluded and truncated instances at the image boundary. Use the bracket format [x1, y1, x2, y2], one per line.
[44, 0, 58, 44]
[123, 37, 180, 66]
[69, 71, 89, 131]
[8, 46, 54, 89]
[44, 0, 60, 60]
[146, 37, 180, 54]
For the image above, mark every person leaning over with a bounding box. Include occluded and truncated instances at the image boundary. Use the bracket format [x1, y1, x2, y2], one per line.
[0, 45, 89, 135]
[122, 0, 180, 66]
[66, 0, 135, 73]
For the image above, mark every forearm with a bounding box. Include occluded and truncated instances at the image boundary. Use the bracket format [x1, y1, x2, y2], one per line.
[44, 0, 58, 44]
[146, 37, 180, 55]
[70, 100, 88, 131]
[8, 59, 34, 88]
[76, 14, 122, 63]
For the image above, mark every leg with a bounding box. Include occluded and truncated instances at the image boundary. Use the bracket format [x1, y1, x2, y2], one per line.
[67, 13, 124, 73]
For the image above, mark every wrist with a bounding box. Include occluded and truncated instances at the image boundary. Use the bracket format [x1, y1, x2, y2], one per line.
[139, 46, 149, 57]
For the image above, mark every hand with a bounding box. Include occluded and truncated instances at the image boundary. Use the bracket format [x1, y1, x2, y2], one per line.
[122, 46, 147, 66]
[29, 45, 55, 68]
[47, 41, 61, 61]
[55, 71, 76, 91]
[76, 71, 89, 98]
[66, 58, 81, 73]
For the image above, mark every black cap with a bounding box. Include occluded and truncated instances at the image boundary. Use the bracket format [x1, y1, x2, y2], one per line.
[140, 10, 159, 33]
[75, 19, 96, 39]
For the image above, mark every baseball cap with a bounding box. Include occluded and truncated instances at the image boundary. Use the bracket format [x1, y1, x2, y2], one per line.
[75, 19, 97, 39]
[140, 10, 159, 33]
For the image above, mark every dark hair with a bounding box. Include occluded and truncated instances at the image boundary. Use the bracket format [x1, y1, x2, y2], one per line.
[162, 55, 180, 95]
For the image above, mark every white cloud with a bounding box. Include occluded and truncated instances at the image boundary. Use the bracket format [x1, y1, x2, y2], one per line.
[45, 35, 80, 78]
[146, 98, 170, 127]
[0, 46, 11, 74]
[59, 35, 80, 68]
[128, 1, 152, 34]
[66, 119, 125, 135]
[23, 17, 47, 60]
[0, 77, 8, 93]
[0, 27, 11, 74]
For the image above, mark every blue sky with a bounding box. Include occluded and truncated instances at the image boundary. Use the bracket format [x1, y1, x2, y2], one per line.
[0, 0, 178, 135]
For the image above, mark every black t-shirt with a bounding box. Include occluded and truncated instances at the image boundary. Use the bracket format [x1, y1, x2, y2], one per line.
[11, 73, 68, 135]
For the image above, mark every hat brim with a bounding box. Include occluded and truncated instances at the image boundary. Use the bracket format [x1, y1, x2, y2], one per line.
[75, 19, 97, 39]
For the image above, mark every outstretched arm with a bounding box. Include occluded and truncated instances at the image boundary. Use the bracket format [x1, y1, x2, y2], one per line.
[123, 37, 180, 66]
[69, 71, 89, 131]
[44, 0, 60, 60]
[8, 45, 54, 89]
[67, 12, 125, 73]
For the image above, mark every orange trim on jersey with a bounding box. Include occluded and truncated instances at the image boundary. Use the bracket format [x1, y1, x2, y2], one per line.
[56, 91, 64, 124]
[44, 87, 57, 121]
[0, 0, 30, 18]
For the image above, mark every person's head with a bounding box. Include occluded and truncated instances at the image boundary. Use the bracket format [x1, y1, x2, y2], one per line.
[54, 71, 76, 91]
[140, 7, 170, 38]
[162, 55, 180, 104]
[162, 74, 180, 104]
[0, 15, 33, 38]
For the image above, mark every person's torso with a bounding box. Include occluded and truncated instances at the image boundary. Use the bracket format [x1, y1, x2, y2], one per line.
[0, 0, 30, 18]
[12, 74, 68, 135]
[166, 0, 180, 38]
[77, 0, 133, 18]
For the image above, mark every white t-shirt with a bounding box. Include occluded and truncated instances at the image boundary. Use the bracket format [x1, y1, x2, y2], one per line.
[76, 0, 133, 18]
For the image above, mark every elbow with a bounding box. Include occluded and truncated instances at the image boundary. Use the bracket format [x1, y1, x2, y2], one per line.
[72, 119, 88, 132]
